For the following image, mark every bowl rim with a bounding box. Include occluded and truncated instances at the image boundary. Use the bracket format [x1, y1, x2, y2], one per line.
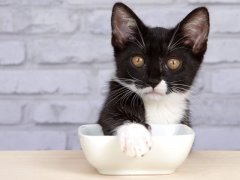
[78, 123, 195, 138]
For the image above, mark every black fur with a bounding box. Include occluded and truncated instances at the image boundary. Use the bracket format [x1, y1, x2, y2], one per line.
[98, 3, 209, 135]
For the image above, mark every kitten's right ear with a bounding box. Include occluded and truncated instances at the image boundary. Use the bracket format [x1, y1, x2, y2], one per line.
[177, 7, 210, 54]
[111, 3, 144, 49]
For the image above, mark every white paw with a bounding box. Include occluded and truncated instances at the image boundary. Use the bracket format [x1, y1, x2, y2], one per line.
[116, 123, 152, 158]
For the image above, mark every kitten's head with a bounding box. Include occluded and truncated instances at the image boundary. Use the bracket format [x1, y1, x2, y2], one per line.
[111, 3, 209, 101]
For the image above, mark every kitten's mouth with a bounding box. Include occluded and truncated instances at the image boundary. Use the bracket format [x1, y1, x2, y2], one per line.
[144, 90, 164, 96]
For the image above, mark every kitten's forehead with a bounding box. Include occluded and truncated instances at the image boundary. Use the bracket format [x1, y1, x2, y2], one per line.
[149, 27, 170, 38]
[145, 27, 172, 54]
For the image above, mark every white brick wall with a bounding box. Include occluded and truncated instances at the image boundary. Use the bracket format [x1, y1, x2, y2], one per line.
[0, 131, 66, 150]
[0, 0, 239, 150]
[0, 101, 23, 124]
[29, 37, 111, 64]
[0, 70, 90, 94]
[0, 41, 25, 65]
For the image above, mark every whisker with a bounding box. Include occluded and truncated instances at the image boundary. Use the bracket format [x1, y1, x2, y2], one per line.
[168, 46, 190, 53]
[172, 87, 195, 94]
[167, 23, 180, 50]
[135, 23, 146, 48]
[131, 93, 138, 111]
[169, 83, 192, 88]
[128, 38, 144, 49]
[169, 80, 184, 83]
[119, 90, 132, 106]
[127, 72, 146, 85]
[106, 87, 130, 105]
[169, 35, 187, 50]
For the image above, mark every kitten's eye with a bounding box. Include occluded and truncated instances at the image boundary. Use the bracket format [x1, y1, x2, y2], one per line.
[167, 58, 182, 70]
[131, 56, 144, 68]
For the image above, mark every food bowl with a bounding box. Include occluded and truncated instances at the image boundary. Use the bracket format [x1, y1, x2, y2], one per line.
[78, 124, 195, 175]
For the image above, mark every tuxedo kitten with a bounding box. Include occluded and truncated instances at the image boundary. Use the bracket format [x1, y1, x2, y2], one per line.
[98, 3, 209, 157]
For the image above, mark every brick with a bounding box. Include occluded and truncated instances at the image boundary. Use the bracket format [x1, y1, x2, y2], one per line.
[0, 0, 12, 5]
[191, 97, 240, 125]
[0, 101, 23, 124]
[138, 9, 186, 29]
[17, 0, 62, 5]
[191, 70, 205, 94]
[211, 69, 240, 93]
[67, 131, 80, 150]
[85, 10, 111, 35]
[0, 70, 89, 94]
[193, 126, 240, 150]
[97, 69, 114, 94]
[0, 8, 78, 33]
[0, 0, 62, 5]
[0, 131, 66, 150]
[29, 36, 112, 64]
[0, 9, 15, 32]
[28, 9, 79, 34]
[20, 9, 79, 34]
[67, 0, 173, 6]
[210, 9, 240, 34]
[0, 41, 25, 65]
[89, 100, 104, 122]
[188, 0, 240, 3]
[0, 8, 35, 33]
[204, 38, 240, 63]
[31, 101, 97, 124]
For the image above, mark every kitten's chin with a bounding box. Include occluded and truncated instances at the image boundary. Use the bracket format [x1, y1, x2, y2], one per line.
[142, 92, 166, 101]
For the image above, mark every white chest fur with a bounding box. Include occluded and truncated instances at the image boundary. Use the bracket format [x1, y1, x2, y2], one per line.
[142, 93, 188, 124]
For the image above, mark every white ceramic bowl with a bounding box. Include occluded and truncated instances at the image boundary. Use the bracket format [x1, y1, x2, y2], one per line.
[78, 124, 195, 175]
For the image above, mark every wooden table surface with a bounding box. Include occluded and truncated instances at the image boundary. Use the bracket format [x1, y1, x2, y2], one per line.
[0, 151, 239, 180]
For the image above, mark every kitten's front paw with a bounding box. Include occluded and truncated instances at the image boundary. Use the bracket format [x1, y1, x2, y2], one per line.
[116, 123, 152, 158]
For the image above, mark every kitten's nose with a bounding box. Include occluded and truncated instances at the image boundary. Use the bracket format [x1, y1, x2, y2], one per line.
[148, 79, 159, 88]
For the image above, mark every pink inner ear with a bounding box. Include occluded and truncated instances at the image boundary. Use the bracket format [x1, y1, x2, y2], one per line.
[112, 8, 137, 47]
[182, 11, 209, 53]
[115, 19, 133, 44]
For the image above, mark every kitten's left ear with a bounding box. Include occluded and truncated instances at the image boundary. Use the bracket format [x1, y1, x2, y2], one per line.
[178, 7, 210, 54]
[111, 3, 145, 49]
